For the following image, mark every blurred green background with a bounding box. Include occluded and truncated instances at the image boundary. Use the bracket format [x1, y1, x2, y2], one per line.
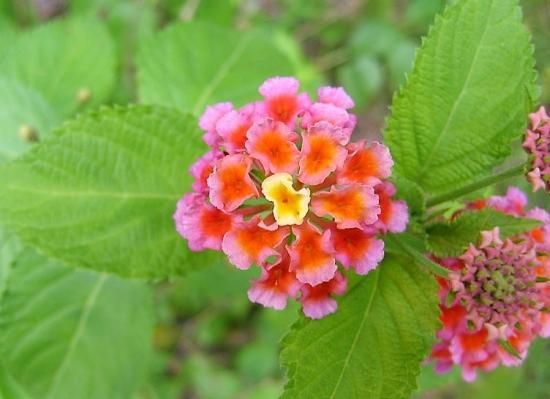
[1, 1, 548, 398]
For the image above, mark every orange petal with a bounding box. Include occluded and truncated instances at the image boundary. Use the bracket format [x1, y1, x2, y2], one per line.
[288, 221, 336, 286]
[298, 123, 347, 185]
[245, 119, 300, 174]
[222, 217, 289, 269]
[337, 141, 393, 186]
[311, 185, 380, 230]
[207, 154, 259, 212]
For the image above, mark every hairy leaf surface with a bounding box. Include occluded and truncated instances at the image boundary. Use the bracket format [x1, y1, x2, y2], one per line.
[0, 105, 220, 278]
[385, 0, 536, 195]
[281, 255, 439, 399]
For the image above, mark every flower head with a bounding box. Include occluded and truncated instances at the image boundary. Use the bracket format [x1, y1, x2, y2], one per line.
[523, 106, 549, 192]
[174, 77, 407, 319]
[430, 187, 550, 381]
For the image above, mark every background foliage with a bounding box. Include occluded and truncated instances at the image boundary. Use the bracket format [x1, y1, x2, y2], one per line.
[0, 0, 548, 398]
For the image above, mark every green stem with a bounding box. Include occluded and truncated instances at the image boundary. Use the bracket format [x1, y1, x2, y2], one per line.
[426, 164, 525, 208]
[386, 236, 449, 278]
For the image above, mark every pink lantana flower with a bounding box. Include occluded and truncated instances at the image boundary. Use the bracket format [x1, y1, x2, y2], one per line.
[523, 106, 549, 192]
[430, 187, 550, 381]
[174, 77, 408, 319]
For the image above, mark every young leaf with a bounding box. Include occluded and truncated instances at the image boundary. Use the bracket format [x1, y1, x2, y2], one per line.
[0, 105, 221, 278]
[0, 17, 116, 117]
[385, 0, 536, 195]
[137, 21, 294, 114]
[281, 254, 439, 399]
[427, 209, 542, 257]
[0, 249, 154, 399]
[0, 77, 61, 164]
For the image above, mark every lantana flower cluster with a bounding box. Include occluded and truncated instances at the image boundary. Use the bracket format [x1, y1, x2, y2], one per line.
[174, 77, 408, 319]
[523, 106, 549, 192]
[430, 187, 550, 381]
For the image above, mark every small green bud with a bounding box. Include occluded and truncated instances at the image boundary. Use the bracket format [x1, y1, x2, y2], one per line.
[76, 87, 92, 104]
[18, 124, 39, 143]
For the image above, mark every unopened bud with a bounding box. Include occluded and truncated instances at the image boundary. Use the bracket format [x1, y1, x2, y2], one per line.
[76, 87, 92, 104]
[18, 124, 39, 143]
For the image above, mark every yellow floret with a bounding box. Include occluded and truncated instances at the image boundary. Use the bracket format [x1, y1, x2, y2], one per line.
[261, 173, 310, 226]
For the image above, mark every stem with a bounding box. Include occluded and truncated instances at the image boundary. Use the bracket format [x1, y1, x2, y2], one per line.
[426, 164, 525, 208]
[387, 235, 450, 278]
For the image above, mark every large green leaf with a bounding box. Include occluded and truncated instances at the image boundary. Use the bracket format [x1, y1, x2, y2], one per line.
[0, 364, 32, 399]
[0, 105, 220, 278]
[281, 255, 439, 399]
[0, 249, 153, 399]
[0, 15, 16, 58]
[0, 77, 61, 164]
[385, 0, 536, 195]
[137, 21, 295, 114]
[427, 209, 542, 257]
[0, 228, 23, 305]
[0, 17, 116, 117]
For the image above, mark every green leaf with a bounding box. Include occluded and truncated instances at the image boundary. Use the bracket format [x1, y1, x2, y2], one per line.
[0, 77, 61, 164]
[387, 235, 449, 278]
[427, 209, 542, 257]
[281, 255, 439, 399]
[0, 249, 154, 399]
[137, 21, 295, 115]
[337, 56, 383, 109]
[0, 15, 17, 58]
[0, 17, 116, 117]
[349, 20, 403, 59]
[385, 0, 537, 195]
[0, 364, 32, 399]
[0, 105, 221, 278]
[0, 227, 23, 305]
[405, 0, 446, 31]
[387, 40, 416, 89]
[272, 30, 325, 95]
[392, 175, 426, 216]
[414, 364, 460, 394]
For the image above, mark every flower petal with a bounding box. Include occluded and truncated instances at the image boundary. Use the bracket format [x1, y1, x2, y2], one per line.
[337, 141, 393, 186]
[207, 154, 259, 212]
[331, 227, 384, 275]
[248, 252, 300, 310]
[259, 76, 309, 125]
[222, 217, 290, 270]
[262, 172, 310, 226]
[374, 182, 409, 233]
[301, 102, 356, 139]
[301, 272, 347, 319]
[199, 102, 233, 147]
[288, 221, 336, 285]
[317, 86, 354, 109]
[311, 184, 380, 230]
[488, 186, 527, 216]
[246, 118, 300, 174]
[174, 193, 239, 251]
[216, 110, 253, 153]
[189, 149, 223, 193]
[298, 122, 348, 185]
